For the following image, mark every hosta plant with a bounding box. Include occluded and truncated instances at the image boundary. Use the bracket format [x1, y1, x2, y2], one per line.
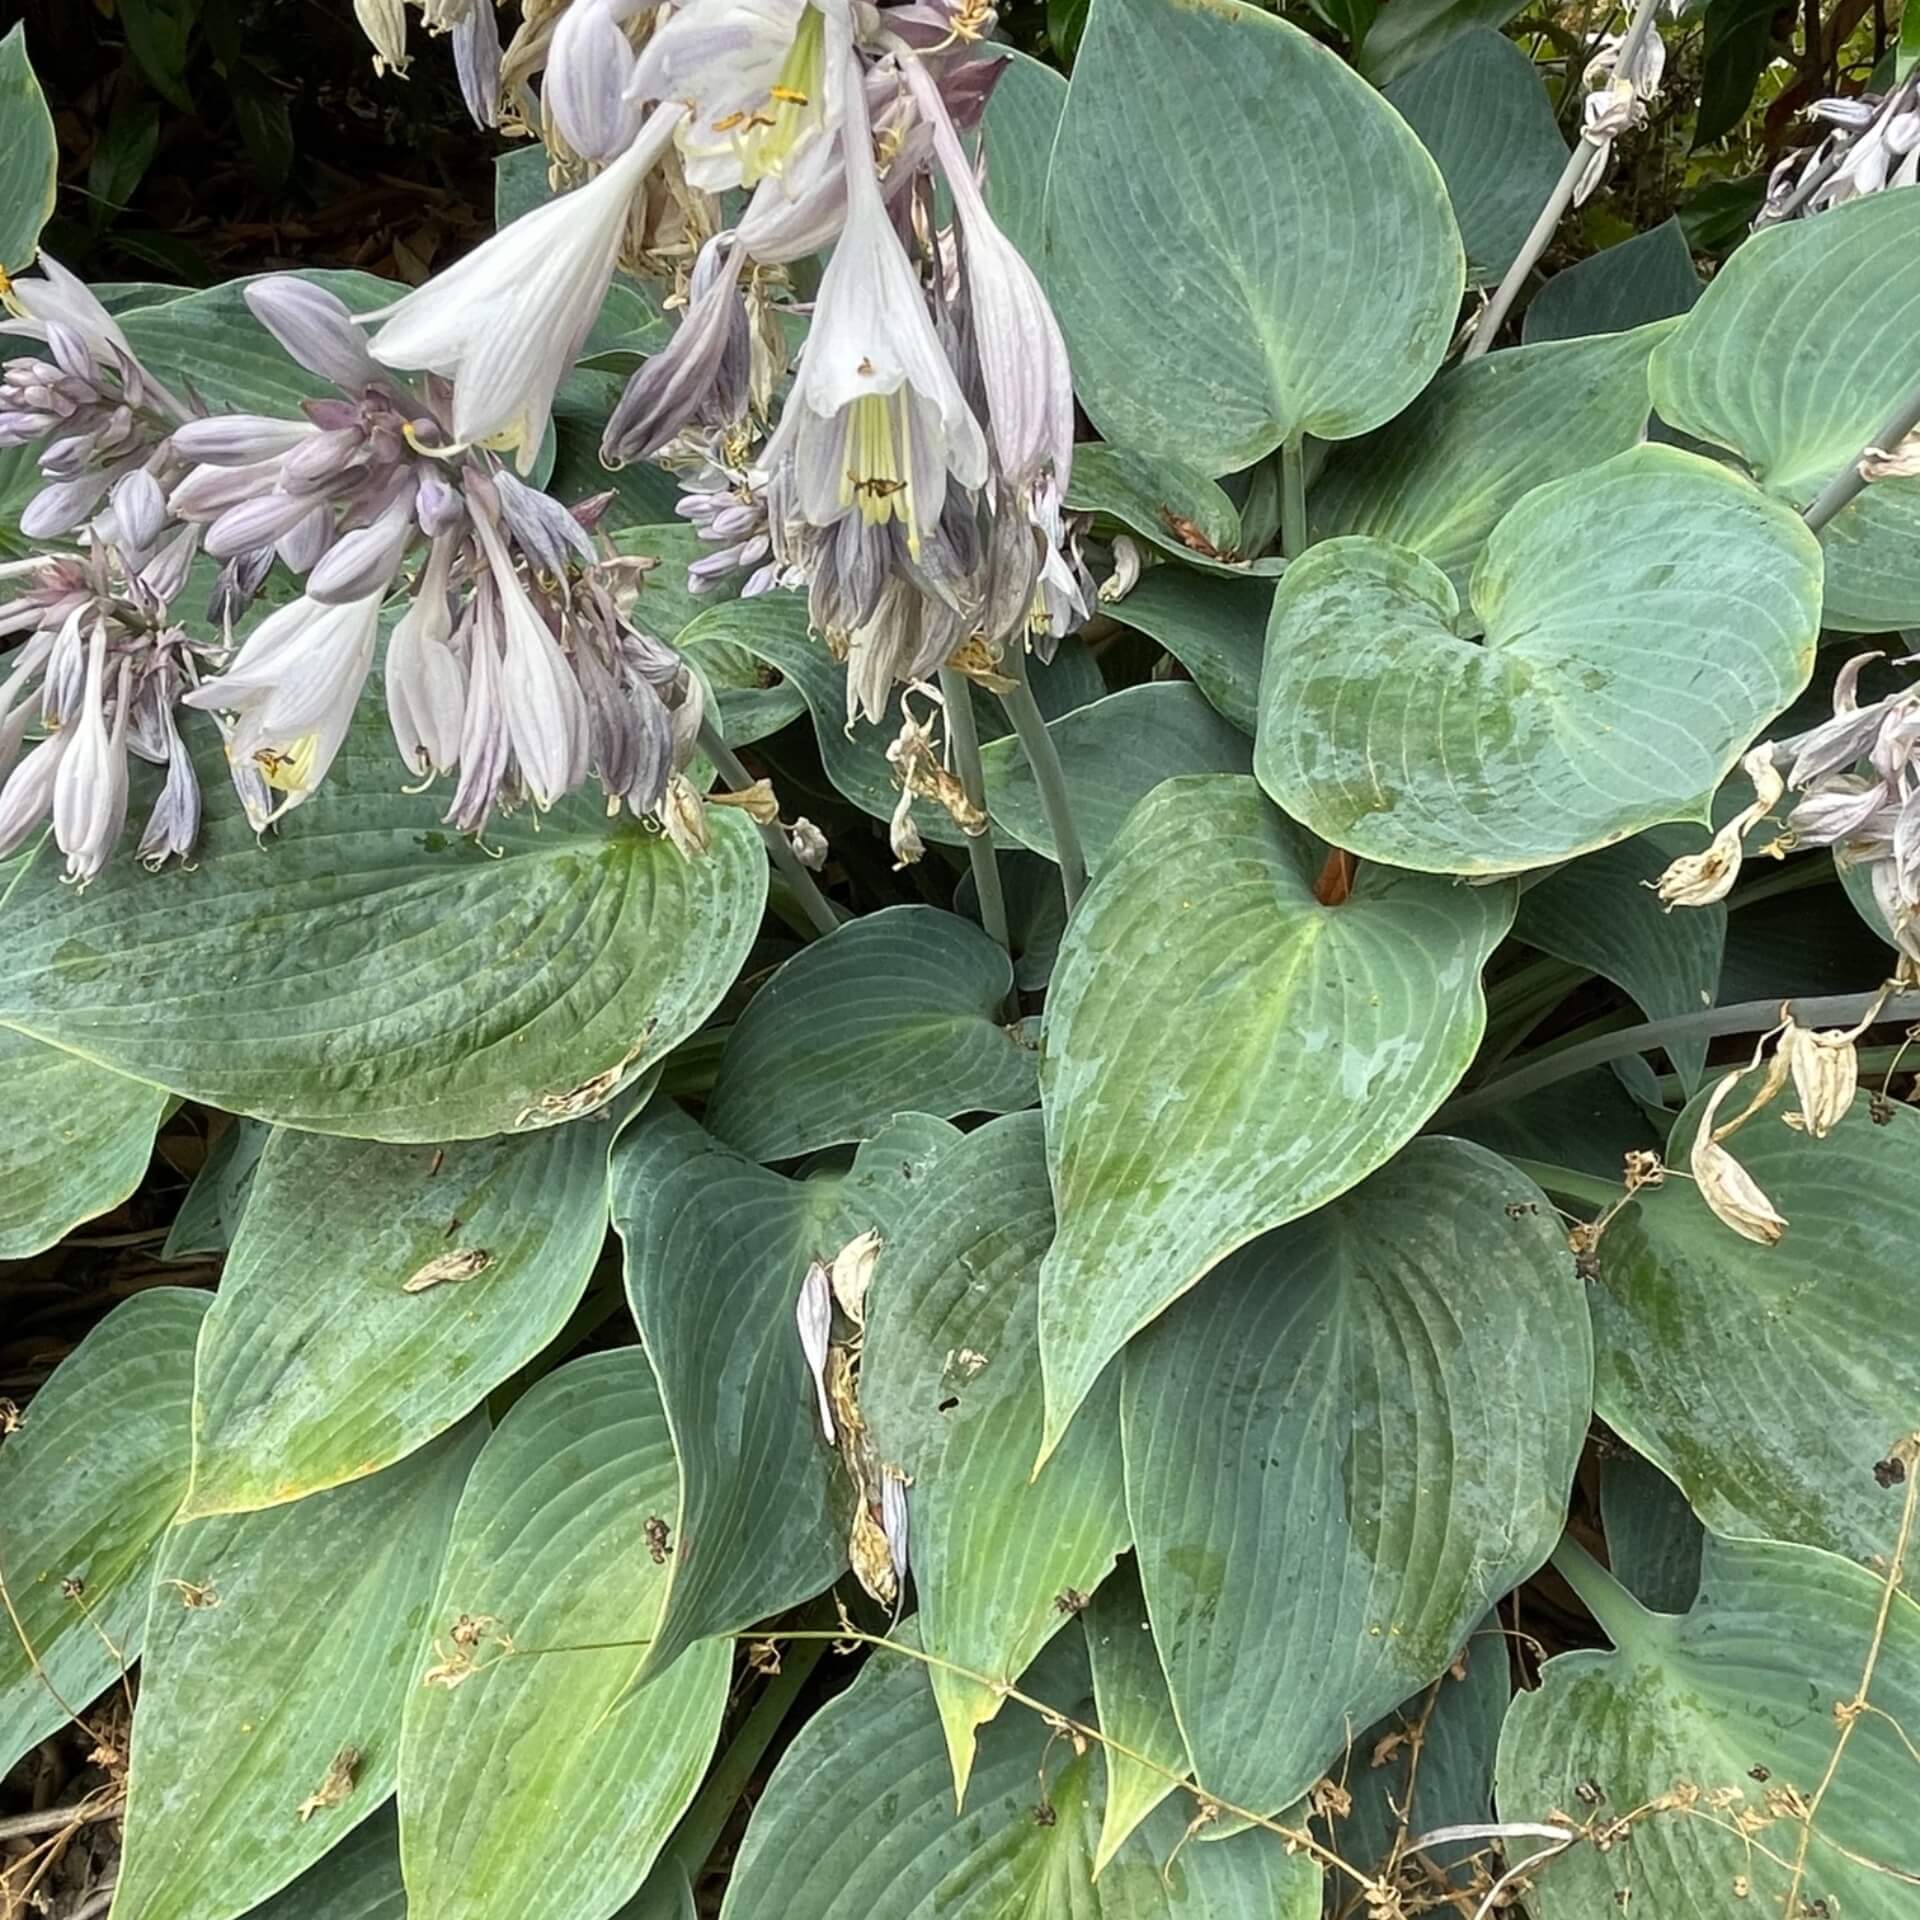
[4, 2, 1920, 1918]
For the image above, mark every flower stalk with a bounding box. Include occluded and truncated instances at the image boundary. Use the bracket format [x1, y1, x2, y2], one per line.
[996, 643, 1087, 914]
[936, 663, 1013, 998]
[697, 716, 842, 939]
[1802, 375, 1920, 534]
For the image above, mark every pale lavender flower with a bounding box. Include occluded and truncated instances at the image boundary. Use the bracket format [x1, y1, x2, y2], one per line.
[387, 535, 468, 778]
[306, 484, 418, 604]
[51, 622, 131, 886]
[136, 695, 200, 870]
[545, 0, 644, 160]
[0, 733, 68, 860]
[602, 237, 751, 465]
[474, 513, 588, 807]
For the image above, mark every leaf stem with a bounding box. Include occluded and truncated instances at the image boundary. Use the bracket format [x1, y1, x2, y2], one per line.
[1437, 986, 1920, 1125]
[936, 665, 1015, 1006]
[1462, 0, 1665, 360]
[1280, 434, 1310, 560]
[698, 719, 842, 940]
[1549, 1535, 1655, 1652]
[996, 647, 1088, 914]
[1802, 375, 1920, 534]
[666, 1621, 831, 1882]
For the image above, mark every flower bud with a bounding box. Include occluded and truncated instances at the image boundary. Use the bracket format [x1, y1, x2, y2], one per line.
[601, 239, 750, 465]
[21, 474, 107, 540]
[306, 487, 417, 604]
[475, 515, 587, 808]
[245, 276, 388, 393]
[52, 624, 131, 885]
[171, 413, 318, 466]
[137, 702, 200, 870]
[169, 456, 288, 519]
[387, 537, 467, 778]
[111, 468, 169, 555]
[278, 505, 336, 576]
[795, 1260, 836, 1444]
[206, 489, 318, 559]
[452, 0, 503, 129]
[545, 0, 641, 162]
[0, 732, 67, 859]
[494, 470, 594, 580]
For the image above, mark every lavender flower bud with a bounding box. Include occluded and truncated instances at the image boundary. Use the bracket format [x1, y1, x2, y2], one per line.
[169, 456, 288, 519]
[494, 470, 595, 580]
[280, 425, 371, 494]
[111, 468, 169, 555]
[452, 0, 503, 130]
[444, 599, 510, 835]
[475, 515, 588, 808]
[603, 242, 751, 467]
[21, 474, 108, 540]
[43, 320, 96, 384]
[0, 732, 66, 860]
[51, 624, 131, 885]
[415, 472, 466, 537]
[386, 536, 467, 778]
[245, 276, 388, 393]
[277, 505, 336, 576]
[545, 0, 642, 162]
[306, 487, 417, 604]
[137, 701, 200, 870]
[171, 413, 319, 466]
[39, 607, 90, 730]
[206, 489, 321, 560]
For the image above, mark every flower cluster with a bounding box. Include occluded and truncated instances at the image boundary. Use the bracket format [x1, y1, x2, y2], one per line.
[1760, 73, 1920, 226]
[2, 0, 1084, 882]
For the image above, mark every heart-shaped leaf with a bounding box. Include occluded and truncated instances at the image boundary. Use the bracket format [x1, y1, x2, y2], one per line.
[705, 907, 1035, 1163]
[0, 708, 765, 1142]
[978, 685, 1253, 871]
[186, 1116, 622, 1517]
[1522, 217, 1702, 345]
[1043, 0, 1463, 471]
[862, 1112, 1131, 1801]
[399, 1352, 729, 1920]
[1496, 1535, 1920, 1919]
[1310, 328, 1668, 599]
[1648, 190, 1920, 630]
[1121, 1139, 1589, 1815]
[1105, 569, 1273, 734]
[1593, 1092, 1920, 1568]
[0, 25, 56, 272]
[720, 1628, 1321, 1920]
[0, 1029, 165, 1259]
[113, 1422, 482, 1920]
[1385, 29, 1567, 286]
[1259, 445, 1822, 875]
[612, 1101, 956, 1680]
[1037, 777, 1515, 1452]
[0, 1288, 206, 1775]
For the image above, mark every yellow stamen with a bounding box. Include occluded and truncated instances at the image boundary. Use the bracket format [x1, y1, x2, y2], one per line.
[734, 6, 826, 186]
[840, 391, 923, 557]
[255, 734, 320, 796]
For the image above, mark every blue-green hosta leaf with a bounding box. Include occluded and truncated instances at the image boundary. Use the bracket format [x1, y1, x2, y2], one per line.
[1083, 1561, 1193, 1875]
[399, 1353, 729, 1920]
[1385, 29, 1568, 286]
[1593, 1092, 1920, 1568]
[1598, 1452, 1704, 1615]
[978, 48, 1066, 267]
[1064, 444, 1283, 580]
[1495, 1537, 1920, 1919]
[1514, 829, 1725, 1092]
[0, 24, 57, 271]
[1259, 446, 1822, 876]
[1326, 1617, 1510, 1903]
[1037, 777, 1515, 1452]
[1310, 327, 1669, 600]
[705, 906, 1035, 1163]
[185, 1116, 622, 1518]
[611, 1102, 956, 1680]
[1122, 1140, 1589, 1818]
[721, 1628, 1321, 1920]
[0, 707, 765, 1142]
[1106, 569, 1273, 734]
[862, 1113, 1130, 1802]
[1648, 190, 1920, 630]
[0, 1029, 165, 1259]
[243, 1807, 406, 1920]
[161, 1117, 269, 1259]
[1043, 0, 1463, 472]
[977, 685, 1253, 871]
[113, 1423, 482, 1920]
[1522, 218, 1703, 345]
[0, 1289, 206, 1775]
[1359, 0, 1527, 83]
[671, 599, 809, 747]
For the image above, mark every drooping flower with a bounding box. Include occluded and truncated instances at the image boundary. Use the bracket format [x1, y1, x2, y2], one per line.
[757, 50, 987, 561]
[386, 534, 468, 778]
[366, 102, 684, 471]
[51, 621, 131, 886]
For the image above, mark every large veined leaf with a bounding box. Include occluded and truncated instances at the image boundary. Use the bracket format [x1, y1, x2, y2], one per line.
[977, 685, 1253, 871]
[185, 1116, 620, 1518]
[1106, 568, 1273, 734]
[0, 1028, 165, 1259]
[862, 1113, 1131, 1801]
[1259, 446, 1822, 875]
[1122, 1139, 1589, 1816]
[1083, 1562, 1193, 1874]
[1325, 1617, 1510, 1909]
[1592, 1092, 1920, 1568]
[1523, 217, 1702, 345]
[1514, 828, 1725, 1092]
[161, 1117, 269, 1259]
[673, 601, 808, 747]
[1065, 444, 1283, 581]
[0, 706, 765, 1142]
[1360, 0, 1527, 83]
[0, 24, 57, 271]
[1648, 190, 1920, 630]
[399, 1352, 729, 1920]
[1309, 327, 1668, 599]
[113, 1423, 482, 1920]
[1043, 0, 1463, 472]
[1385, 29, 1567, 286]
[977, 47, 1065, 266]
[705, 907, 1035, 1163]
[720, 1628, 1321, 1920]
[1598, 1452, 1703, 1615]
[0, 1289, 206, 1775]
[1496, 1536, 1920, 1918]
[1036, 777, 1515, 1452]
[244, 1808, 406, 1920]
[612, 1101, 957, 1680]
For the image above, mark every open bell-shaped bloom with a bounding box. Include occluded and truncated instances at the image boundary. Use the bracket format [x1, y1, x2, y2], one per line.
[758, 53, 986, 561]
[630, 0, 848, 192]
[365, 103, 682, 472]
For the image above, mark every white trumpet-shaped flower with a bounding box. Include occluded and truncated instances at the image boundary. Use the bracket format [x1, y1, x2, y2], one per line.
[473, 513, 588, 808]
[365, 103, 683, 471]
[630, 0, 849, 192]
[387, 535, 468, 779]
[758, 50, 986, 560]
